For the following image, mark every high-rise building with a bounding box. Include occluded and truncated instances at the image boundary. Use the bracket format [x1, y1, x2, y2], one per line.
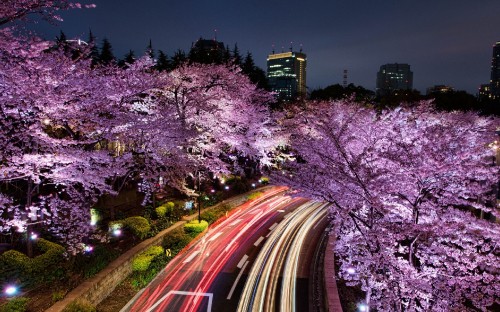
[490, 41, 500, 100]
[189, 37, 225, 64]
[478, 84, 491, 101]
[376, 63, 413, 96]
[267, 51, 307, 101]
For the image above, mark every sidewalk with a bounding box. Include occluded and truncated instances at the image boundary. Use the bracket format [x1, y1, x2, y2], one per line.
[324, 233, 343, 311]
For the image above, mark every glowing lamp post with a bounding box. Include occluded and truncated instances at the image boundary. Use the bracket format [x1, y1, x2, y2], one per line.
[4, 285, 18, 296]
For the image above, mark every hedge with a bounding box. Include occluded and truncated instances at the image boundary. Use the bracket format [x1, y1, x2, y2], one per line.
[132, 246, 164, 272]
[0, 238, 65, 282]
[161, 229, 192, 253]
[156, 202, 175, 219]
[184, 220, 208, 236]
[0, 297, 29, 312]
[110, 216, 151, 240]
[247, 191, 264, 200]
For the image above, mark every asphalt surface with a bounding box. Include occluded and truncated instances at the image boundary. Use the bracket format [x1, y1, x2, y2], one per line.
[123, 188, 329, 312]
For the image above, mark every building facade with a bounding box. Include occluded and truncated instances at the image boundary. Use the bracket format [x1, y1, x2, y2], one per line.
[426, 85, 454, 95]
[490, 41, 500, 100]
[267, 51, 307, 101]
[376, 63, 413, 96]
[189, 38, 225, 64]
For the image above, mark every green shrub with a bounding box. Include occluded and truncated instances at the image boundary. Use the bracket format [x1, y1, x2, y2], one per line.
[0, 249, 30, 276]
[162, 229, 192, 253]
[200, 203, 232, 224]
[52, 290, 66, 303]
[125, 216, 151, 239]
[0, 297, 29, 312]
[132, 254, 153, 272]
[31, 239, 65, 274]
[81, 245, 120, 278]
[184, 220, 208, 236]
[247, 191, 264, 200]
[260, 176, 270, 184]
[111, 216, 151, 239]
[200, 210, 218, 224]
[130, 253, 168, 290]
[155, 205, 167, 218]
[62, 300, 96, 312]
[132, 246, 164, 272]
[0, 239, 65, 282]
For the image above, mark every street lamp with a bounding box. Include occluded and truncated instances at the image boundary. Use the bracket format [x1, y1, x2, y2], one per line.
[4, 285, 18, 296]
[194, 170, 206, 223]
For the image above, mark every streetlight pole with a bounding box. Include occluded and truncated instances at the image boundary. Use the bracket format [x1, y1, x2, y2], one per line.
[197, 170, 202, 223]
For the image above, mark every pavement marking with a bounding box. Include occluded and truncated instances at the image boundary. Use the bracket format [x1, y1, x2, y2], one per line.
[266, 223, 279, 237]
[182, 250, 200, 263]
[269, 222, 278, 231]
[229, 218, 242, 226]
[145, 290, 213, 312]
[208, 232, 223, 242]
[227, 261, 249, 300]
[237, 254, 249, 269]
[254, 236, 265, 247]
[224, 242, 233, 253]
[277, 209, 285, 213]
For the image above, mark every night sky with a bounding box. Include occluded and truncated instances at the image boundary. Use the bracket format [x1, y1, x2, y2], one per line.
[32, 0, 500, 94]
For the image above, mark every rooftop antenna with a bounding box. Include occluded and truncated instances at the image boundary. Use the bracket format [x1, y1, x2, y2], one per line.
[299, 43, 303, 53]
[272, 43, 275, 54]
[290, 41, 293, 52]
[343, 69, 348, 88]
[281, 46, 285, 53]
[213, 29, 217, 41]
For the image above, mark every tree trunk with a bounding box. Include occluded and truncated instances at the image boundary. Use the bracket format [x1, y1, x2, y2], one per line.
[26, 177, 33, 258]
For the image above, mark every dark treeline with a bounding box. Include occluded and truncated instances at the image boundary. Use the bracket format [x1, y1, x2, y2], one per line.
[62, 31, 269, 90]
[311, 83, 500, 116]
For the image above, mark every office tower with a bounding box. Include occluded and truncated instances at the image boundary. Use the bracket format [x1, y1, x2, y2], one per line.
[490, 41, 500, 100]
[376, 63, 413, 96]
[189, 37, 225, 64]
[267, 51, 307, 101]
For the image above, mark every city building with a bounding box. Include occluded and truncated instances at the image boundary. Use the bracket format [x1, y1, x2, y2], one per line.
[376, 63, 413, 96]
[267, 51, 307, 101]
[478, 84, 491, 101]
[426, 85, 454, 95]
[189, 37, 225, 64]
[490, 41, 500, 100]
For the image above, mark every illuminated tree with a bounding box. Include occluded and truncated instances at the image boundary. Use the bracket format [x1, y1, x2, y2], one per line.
[274, 100, 500, 311]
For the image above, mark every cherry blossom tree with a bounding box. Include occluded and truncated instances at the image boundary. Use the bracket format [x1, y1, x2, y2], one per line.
[0, 25, 169, 253]
[142, 63, 277, 197]
[0, 0, 95, 26]
[1, 0, 278, 252]
[273, 100, 500, 311]
[0, 0, 169, 252]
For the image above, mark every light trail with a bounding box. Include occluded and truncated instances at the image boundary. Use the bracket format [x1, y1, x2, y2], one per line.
[236, 201, 329, 312]
[124, 186, 297, 312]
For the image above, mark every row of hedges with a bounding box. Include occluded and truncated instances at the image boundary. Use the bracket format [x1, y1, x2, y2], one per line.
[0, 238, 65, 284]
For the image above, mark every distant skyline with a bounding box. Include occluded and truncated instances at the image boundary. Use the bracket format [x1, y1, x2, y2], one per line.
[29, 0, 500, 94]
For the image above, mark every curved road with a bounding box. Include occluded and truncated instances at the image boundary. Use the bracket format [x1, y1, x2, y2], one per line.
[123, 187, 329, 312]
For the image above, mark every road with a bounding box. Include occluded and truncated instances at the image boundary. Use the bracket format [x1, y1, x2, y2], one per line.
[123, 187, 329, 312]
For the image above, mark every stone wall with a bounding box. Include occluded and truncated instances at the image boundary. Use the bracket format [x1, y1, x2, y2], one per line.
[46, 221, 185, 312]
